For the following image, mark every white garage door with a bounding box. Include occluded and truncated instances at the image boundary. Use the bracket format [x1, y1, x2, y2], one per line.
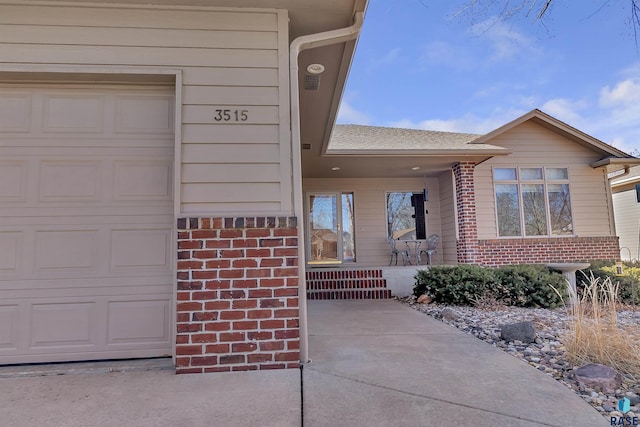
[0, 83, 175, 364]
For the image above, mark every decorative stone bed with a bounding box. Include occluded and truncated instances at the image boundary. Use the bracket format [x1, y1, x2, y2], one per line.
[400, 297, 640, 420]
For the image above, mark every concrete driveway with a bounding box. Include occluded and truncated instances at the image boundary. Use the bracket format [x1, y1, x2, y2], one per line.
[0, 300, 608, 426]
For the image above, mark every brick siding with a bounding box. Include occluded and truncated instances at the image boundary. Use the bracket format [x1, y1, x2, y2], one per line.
[475, 236, 620, 267]
[176, 217, 300, 373]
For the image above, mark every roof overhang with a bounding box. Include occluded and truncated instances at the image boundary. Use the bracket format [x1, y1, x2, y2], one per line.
[590, 157, 640, 168]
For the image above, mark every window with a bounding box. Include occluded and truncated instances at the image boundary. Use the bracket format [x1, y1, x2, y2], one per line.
[386, 192, 426, 240]
[493, 167, 573, 237]
[307, 192, 355, 264]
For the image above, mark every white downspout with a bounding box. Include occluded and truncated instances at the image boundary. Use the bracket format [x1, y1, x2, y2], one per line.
[289, 12, 364, 364]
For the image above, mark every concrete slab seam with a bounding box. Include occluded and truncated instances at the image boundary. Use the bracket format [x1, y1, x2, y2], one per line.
[306, 367, 563, 427]
[300, 364, 305, 427]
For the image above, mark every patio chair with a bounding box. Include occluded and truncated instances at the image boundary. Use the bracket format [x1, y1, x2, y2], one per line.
[418, 234, 439, 265]
[387, 237, 411, 266]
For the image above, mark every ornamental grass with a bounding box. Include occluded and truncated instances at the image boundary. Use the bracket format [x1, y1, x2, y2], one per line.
[559, 274, 640, 380]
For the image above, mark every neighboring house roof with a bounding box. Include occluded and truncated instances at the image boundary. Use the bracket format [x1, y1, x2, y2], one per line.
[611, 165, 640, 190]
[327, 124, 508, 155]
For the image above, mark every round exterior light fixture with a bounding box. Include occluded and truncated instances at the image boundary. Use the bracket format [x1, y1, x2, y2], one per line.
[331, 167, 341, 171]
[307, 63, 325, 74]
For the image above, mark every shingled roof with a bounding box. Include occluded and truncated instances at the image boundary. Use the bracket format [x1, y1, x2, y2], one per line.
[328, 124, 505, 152]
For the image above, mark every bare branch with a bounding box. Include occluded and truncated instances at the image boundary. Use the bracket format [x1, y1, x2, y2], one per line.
[536, 0, 553, 19]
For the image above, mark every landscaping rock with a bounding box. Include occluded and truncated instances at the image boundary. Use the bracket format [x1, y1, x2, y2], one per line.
[417, 294, 432, 304]
[440, 307, 459, 321]
[500, 321, 536, 343]
[400, 297, 640, 421]
[574, 364, 622, 394]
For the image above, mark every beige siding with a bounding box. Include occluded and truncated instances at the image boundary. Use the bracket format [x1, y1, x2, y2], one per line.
[303, 178, 443, 266]
[613, 190, 640, 260]
[475, 122, 614, 239]
[0, 3, 291, 215]
[438, 170, 458, 264]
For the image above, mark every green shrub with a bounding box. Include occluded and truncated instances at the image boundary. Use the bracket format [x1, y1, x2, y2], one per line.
[414, 264, 566, 308]
[413, 265, 497, 306]
[493, 264, 566, 308]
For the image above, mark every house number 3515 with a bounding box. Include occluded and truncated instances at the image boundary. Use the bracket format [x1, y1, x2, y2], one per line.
[214, 109, 248, 122]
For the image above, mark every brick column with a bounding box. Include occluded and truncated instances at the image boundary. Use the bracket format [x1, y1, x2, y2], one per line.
[176, 217, 299, 373]
[453, 162, 479, 264]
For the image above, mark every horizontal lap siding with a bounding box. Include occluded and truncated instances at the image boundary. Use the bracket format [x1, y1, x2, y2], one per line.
[613, 190, 640, 260]
[475, 122, 612, 240]
[303, 177, 442, 266]
[438, 170, 457, 264]
[0, 3, 289, 215]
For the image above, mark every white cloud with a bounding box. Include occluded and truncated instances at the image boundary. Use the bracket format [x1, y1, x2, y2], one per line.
[373, 47, 402, 67]
[599, 79, 640, 107]
[469, 18, 542, 62]
[337, 100, 371, 125]
[421, 41, 471, 70]
[540, 98, 589, 126]
[387, 108, 526, 134]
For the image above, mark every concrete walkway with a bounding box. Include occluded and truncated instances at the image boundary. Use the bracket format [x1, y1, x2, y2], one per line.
[0, 300, 608, 426]
[303, 300, 607, 427]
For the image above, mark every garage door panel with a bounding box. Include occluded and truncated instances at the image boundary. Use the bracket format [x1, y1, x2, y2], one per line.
[115, 95, 174, 134]
[114, 160, 172, 200]
[0, 161, 28, 201]
[0, 305, 19, 351]
[0, 93, 31, 132]
[35, 229, 99, 272]
[30, 302, 98, 348]
[39, 161, 101, 201]
[107, 299, 171, 345]
[110, 229, 172, 273]
[42, 95, 105, 133]
[0, 232, 23, 273]
[0, 84, 174, 364]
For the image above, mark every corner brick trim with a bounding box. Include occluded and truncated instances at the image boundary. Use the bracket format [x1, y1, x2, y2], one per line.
[453, 162, 479, 264]
[176, 216, 300, 373]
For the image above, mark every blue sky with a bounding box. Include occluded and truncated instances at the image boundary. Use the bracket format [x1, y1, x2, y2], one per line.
[338, 0, 640, 154]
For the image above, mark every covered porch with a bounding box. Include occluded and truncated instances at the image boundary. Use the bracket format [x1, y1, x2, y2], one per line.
[298, 126, 511, 300]
[299, 125, 509, 272]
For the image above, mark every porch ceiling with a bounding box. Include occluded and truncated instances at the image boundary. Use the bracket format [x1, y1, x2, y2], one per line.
[301, 153, 499, 178]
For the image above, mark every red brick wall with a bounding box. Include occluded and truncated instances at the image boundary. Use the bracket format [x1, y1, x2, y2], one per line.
[475, 236, 620, 267]
[175, 217, 300, 373]
[453, 161, 479, 263]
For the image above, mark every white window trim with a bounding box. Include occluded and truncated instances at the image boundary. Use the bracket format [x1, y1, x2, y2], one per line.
[492, 166, 575, 238]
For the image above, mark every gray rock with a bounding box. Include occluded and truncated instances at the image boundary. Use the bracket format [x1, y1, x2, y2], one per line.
[440, 307, 460, 321]
[574, 364, 622, 394]
[500, 321, 536, 343]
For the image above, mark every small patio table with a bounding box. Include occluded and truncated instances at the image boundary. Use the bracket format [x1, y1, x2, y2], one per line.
[404, 240, 425, 265]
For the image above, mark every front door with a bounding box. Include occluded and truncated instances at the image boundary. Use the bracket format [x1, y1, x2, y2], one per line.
[306, 192, 355, 265]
